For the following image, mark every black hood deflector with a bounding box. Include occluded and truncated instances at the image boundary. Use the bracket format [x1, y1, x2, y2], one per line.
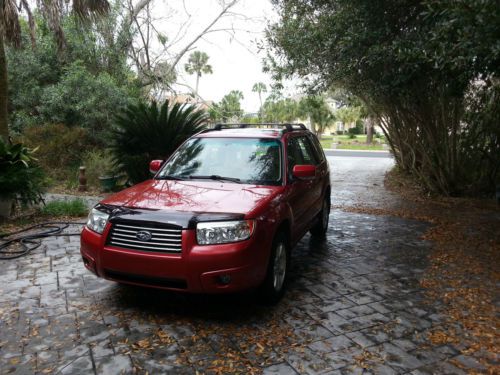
[99, 204, 245, 229]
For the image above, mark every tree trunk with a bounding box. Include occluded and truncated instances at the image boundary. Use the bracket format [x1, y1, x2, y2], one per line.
[0, 33, 9, 141]
[195, 73, 200, 97]
[258, 92, 262, 120]
[366, 116, 374, 144]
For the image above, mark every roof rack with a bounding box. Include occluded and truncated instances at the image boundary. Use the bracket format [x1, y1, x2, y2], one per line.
[209, 123, 308, 133]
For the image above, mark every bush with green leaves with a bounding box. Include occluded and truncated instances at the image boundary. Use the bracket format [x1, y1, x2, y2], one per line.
[21, 123, 92, 179]
[348, 121, 363, 136]
[39, 61, 132, 141]
[82, 149, 115, 186]
[41, 199, 88, 217]
[7, 15, 140, 138]
[0, 139, 46, 204]
[110, 100, 208, 183]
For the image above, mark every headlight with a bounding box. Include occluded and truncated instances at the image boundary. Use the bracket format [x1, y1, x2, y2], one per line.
[86, 208, 110, 234]
[196, 220, 255, 245]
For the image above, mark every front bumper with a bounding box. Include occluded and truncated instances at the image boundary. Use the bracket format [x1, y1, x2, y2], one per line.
[80, 223, 272, 293]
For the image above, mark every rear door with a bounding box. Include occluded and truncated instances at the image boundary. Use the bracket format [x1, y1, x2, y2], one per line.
[307, 133, 329, 209]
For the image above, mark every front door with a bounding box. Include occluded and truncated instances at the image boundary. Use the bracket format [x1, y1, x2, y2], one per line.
[286, 135, 321, 242]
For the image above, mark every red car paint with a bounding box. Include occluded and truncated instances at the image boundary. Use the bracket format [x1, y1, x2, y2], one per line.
[80, 126, 330, 294]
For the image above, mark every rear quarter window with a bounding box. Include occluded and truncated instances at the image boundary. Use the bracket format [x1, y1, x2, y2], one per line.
[308, 134, 326, 163]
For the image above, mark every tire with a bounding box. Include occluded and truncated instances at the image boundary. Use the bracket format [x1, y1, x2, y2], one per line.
[310, 195, 330, 237]
[260, 231, 290, 304]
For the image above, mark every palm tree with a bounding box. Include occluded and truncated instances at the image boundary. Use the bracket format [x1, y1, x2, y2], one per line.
[111, 100, 207, 183]
[184, 51, 213, 97]
[0, 0, 110, 140]
[252, 82, 267, 119]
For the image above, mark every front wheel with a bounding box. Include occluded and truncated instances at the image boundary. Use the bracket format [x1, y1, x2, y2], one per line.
[310, 196, 330, 237]
[260, 232, 290, 304]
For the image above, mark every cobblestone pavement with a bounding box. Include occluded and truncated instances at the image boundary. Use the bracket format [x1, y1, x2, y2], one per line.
[0, 157, 473, 374]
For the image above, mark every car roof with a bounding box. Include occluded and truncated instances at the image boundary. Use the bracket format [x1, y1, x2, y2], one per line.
[195, 123, 311, 139]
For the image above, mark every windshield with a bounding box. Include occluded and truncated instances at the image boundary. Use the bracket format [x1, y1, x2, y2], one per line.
[158, 137, 282, 185]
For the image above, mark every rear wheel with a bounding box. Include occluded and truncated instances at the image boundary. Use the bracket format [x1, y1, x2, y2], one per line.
[310, 195, 330, 237]
[260, 231, 290, 304]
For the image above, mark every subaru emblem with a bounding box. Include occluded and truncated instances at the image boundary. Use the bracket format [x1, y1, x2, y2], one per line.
[136, 230, 152, 241]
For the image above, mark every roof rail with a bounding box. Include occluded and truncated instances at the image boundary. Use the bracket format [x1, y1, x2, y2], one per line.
[210, 123, 308, 132]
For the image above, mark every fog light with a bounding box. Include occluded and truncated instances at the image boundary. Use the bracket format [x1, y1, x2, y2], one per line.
[218, 275, 231, 285]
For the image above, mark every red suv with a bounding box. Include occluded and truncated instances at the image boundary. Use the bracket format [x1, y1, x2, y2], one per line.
[80, 124, 330, 302]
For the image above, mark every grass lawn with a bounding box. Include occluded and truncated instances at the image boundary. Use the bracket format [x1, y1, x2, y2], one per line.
[318, 135, 386, 150]
[41, 199, 88, 217]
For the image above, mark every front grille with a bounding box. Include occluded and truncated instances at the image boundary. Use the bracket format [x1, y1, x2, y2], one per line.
[107, 222, 182, 253]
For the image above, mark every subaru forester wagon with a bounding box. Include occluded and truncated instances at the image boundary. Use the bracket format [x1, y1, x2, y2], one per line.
[81, 123, 331, 302]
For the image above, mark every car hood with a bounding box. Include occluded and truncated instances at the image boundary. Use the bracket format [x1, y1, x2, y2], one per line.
[100, 179, 283, 216]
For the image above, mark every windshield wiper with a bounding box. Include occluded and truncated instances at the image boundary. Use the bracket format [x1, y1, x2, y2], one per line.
[156, 175, 185, 181]
[188, 175, 242, 183]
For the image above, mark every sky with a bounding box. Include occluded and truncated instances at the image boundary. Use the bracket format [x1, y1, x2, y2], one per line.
[153, 0, 281, 113]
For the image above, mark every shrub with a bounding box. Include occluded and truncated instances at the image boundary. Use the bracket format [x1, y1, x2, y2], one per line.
[21, 124, 92, 179]
[348, 123, 363, 135]
[348, 133, 357, 139]
[82, 150, 115, 187]
[41, 199, 87, 216]
[39, 61, 133, 142]
[0, 140, 46, 205]
[110, 100, 208, 183]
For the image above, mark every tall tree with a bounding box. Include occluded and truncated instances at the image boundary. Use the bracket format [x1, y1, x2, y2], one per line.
[262, 97, 298, 123]
[218, 90, 244, 122]
[252, 82, 267, 119]
[184, 51, 213, 97]
[267, 0, 500, 196]
[335, 106, 361, 133]
[0, 0, 110, 140]
[298, 96, 335, 137]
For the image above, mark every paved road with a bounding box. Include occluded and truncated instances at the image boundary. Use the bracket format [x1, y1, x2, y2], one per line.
[328, 155, 400, 208]
[0, 156, 473, 375]
[324, 150, 391, 158]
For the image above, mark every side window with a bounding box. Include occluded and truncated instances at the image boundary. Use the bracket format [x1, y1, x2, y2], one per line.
[296, 136, 318, 165]
[287, 137, 305, 175]
[308, 134, 326, 163]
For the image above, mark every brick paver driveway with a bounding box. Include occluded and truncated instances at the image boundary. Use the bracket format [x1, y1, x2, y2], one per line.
[0, 155, 469, 374]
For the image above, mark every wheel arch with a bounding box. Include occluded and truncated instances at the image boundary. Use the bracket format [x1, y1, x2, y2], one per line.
[274, 219, 291, 248]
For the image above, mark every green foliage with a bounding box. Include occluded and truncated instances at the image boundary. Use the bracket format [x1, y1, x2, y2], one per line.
[39, 61, 131, 137]
[252, 82, 267, 94]
[7, 14, 139, 137]
[347, 133, 357, 139]
[111, 100, 208, 183]
[41, 199, 87, 217]
[262, 98, 298, 123]
[82, 149, 115, 186]
[21, 124, 92, 178]
[348, 120, 363, 135]
[240, 116, 261, 124]
[0, 139, 46, 204]
[185, 51, 213, 76]
[185, 51, 213, 94]
[210, 90, 245, 122]
[298, 96, 334, 135]
[267, 0, 500, 196]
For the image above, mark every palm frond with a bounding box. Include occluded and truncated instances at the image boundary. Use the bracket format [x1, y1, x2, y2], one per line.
[110, 100, 208, 183]
[1, 0, 21, 47]
[72, 0, 110, 22]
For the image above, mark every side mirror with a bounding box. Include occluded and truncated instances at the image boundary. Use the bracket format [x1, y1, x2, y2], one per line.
[149, 160, 163, 174]
[292, 165, 316, 180]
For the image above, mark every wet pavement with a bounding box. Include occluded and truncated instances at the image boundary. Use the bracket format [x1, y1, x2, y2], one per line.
[0, 157, 472, 374]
